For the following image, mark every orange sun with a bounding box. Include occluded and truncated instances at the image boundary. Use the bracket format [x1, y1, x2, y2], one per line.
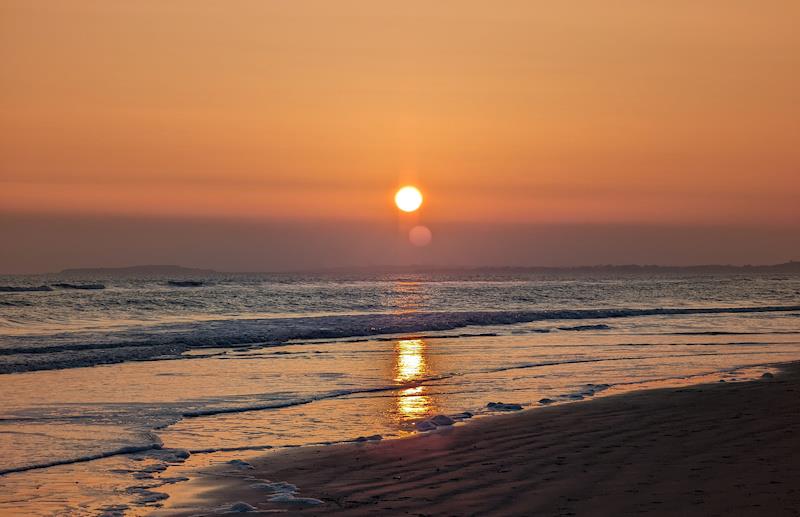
[394, 186, 423, 212]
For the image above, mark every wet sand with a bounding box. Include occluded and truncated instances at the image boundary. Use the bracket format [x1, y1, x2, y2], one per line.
[161, 362, 800, 516]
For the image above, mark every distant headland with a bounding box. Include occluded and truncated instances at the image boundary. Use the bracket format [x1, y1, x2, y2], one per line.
[54, 261, 800, 276]
[59, 265, 218, 276]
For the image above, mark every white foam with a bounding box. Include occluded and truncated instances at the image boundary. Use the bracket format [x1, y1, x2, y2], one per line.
[268, 493, 324, 506]
[127, 487, 168, 504]
[252, 480, 324, 507]
[224, 501, 257, 513]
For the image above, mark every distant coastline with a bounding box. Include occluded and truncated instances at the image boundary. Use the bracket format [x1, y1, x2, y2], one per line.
[27, 260, 800, 277]
[58, 265, 218, 276]
[290, 261, 800, 276]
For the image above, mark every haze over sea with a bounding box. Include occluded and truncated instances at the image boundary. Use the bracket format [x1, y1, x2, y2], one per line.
[1, 266, 799, 515]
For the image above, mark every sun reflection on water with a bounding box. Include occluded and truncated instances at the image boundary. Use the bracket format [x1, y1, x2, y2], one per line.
[391, 281, 426, 313]
[397, 386, 430, 419]
[394, 339, 434, 420]
[395, 339, 425, 382]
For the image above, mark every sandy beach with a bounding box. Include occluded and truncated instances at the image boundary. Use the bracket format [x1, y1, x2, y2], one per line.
[160, 362, 800, 516]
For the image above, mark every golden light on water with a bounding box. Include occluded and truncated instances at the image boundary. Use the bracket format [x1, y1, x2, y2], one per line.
[393, 339, 433, 420]
[395, 339, 426, 382]
[397, 386, 430, 419]
[394, 186, 423, 212]
[393, 281, 425, 313]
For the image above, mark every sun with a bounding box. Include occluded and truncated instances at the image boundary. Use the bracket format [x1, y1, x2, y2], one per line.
[395, 186, 423, 212]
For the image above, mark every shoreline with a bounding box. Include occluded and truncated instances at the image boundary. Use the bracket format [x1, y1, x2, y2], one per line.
[157, 361, 800, 516]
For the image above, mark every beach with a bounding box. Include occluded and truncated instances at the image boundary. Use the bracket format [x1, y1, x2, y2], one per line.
[162, 361, 800, 516]
[2, 273, 799, 515]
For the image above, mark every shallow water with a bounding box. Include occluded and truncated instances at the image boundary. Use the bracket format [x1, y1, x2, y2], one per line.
[0, 272, 798, 515]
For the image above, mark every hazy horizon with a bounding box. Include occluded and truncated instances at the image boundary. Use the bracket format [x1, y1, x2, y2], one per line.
[2, 213, 799, 275]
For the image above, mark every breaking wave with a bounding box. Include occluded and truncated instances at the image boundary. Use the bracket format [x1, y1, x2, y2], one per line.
[2, 305, 800, 374]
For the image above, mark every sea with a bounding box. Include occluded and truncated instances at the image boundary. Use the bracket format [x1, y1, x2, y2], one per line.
[0, 269, 799, 515]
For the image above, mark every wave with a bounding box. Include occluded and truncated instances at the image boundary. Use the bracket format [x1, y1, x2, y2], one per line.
[0, 300, 34, 307]
[51, 283, 106, 290]
[167, 280, 206, 288]
[558, 324, 612, 331]
[181, 382, 439, 418]
[667, 330, 800, 336]
[0, 286, 52, 293]
[0, 440, 162, 476]
[2, 305, 799, 374]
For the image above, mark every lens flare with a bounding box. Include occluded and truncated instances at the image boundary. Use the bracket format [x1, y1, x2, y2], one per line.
[409, 225, 432, 247]
[394, 186, 423, 212]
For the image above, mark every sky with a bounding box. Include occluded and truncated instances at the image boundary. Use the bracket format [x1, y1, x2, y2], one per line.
[1, 1, 799, 273]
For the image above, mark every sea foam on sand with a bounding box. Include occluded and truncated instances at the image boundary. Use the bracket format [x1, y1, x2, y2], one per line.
[250, 481, 323, 506]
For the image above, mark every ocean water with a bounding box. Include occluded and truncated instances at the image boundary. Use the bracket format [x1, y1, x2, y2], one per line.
[0, 271, 799, 515]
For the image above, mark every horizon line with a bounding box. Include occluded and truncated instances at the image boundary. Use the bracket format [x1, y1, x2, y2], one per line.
[2, 261, 796, 277]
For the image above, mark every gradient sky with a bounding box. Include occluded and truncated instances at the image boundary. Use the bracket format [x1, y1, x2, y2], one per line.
[1, 1, 799, 272]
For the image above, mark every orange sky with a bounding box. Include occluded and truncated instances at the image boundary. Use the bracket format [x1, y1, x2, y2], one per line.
[1, 0, 799, 226]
